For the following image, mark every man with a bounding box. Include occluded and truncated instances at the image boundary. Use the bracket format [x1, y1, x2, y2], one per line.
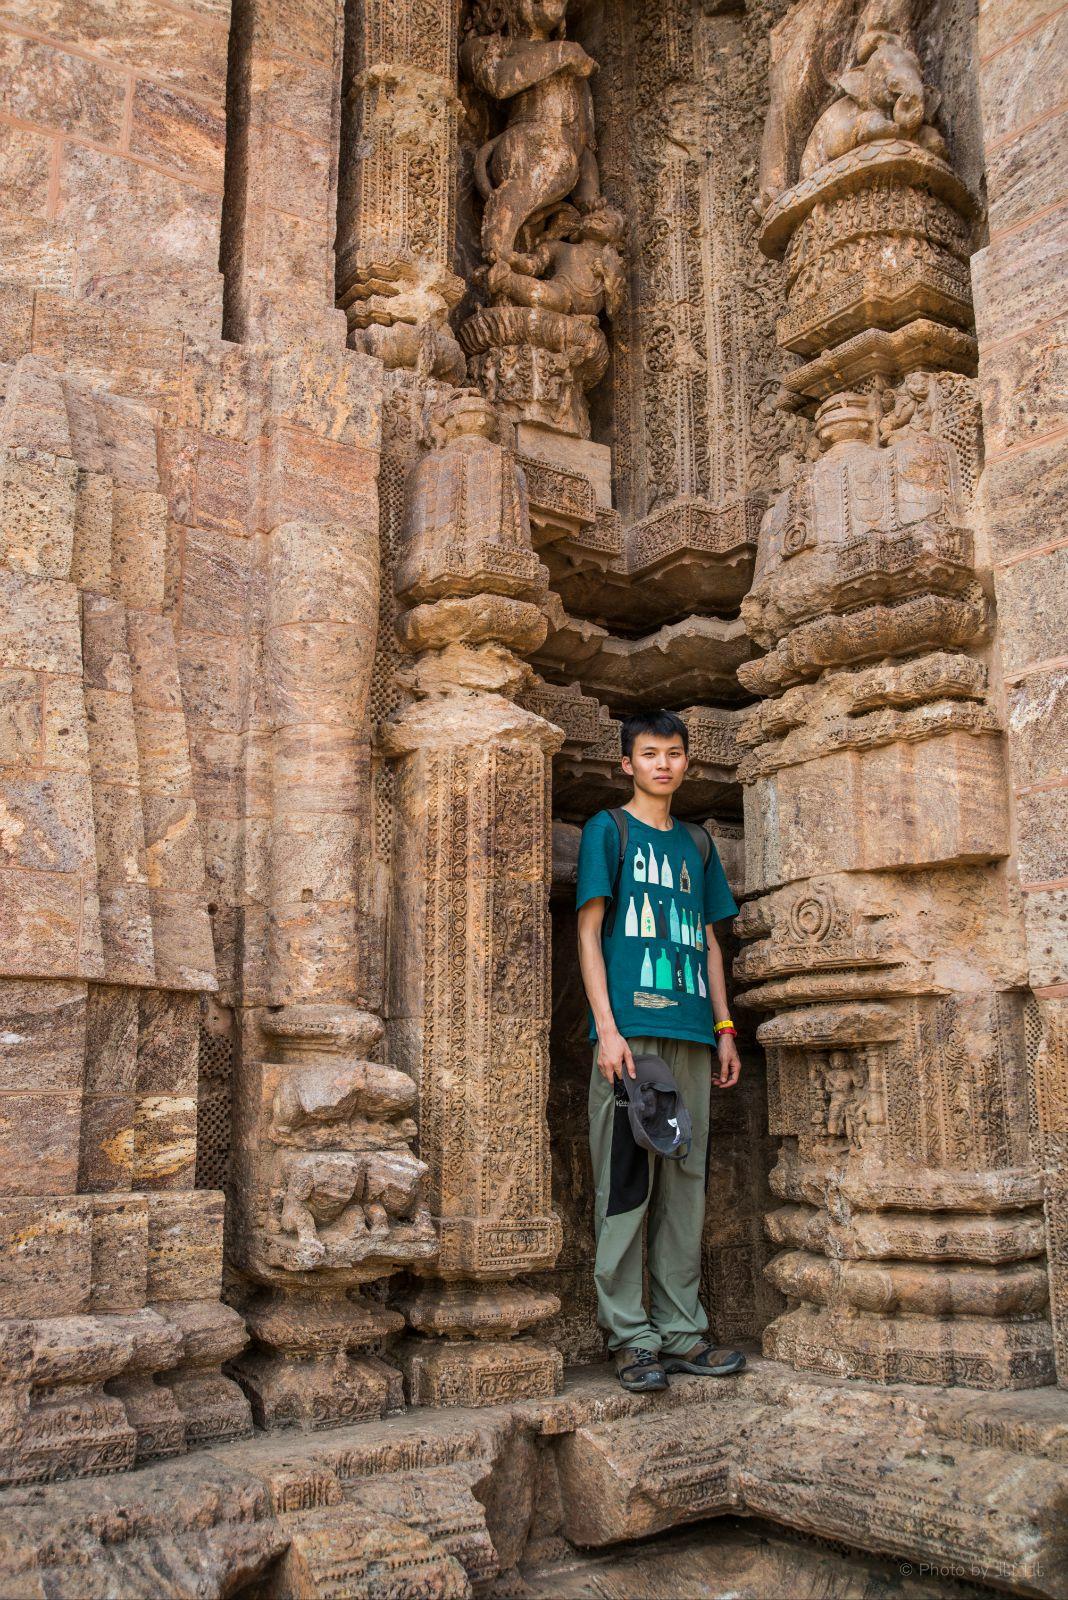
[576, 709, 746, 1392]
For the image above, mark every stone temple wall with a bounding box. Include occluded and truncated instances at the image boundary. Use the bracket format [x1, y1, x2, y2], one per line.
[0, 0, 1066, 1595]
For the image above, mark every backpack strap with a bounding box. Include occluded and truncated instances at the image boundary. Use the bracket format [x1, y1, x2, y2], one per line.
[680, 819, 712, 870]
[602, 807, 629, 938]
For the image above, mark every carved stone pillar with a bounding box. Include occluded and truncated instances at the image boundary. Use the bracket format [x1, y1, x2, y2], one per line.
[336, 0, 466, 382]
[737, 6, 1055, 1388]
[227, 356, 436, 1430]
[383, 392, 565, 1405]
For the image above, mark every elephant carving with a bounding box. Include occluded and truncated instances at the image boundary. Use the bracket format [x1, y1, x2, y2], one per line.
[799, 25, 946, 180]
[276, 1149, 428, 1268]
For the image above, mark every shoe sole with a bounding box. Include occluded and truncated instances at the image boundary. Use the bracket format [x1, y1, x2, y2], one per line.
[617, 1376, 669, 1392]
[661, 1356, 746, 1376]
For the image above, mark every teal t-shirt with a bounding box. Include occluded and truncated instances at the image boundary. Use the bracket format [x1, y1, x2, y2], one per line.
[576, 809, 738, 1046]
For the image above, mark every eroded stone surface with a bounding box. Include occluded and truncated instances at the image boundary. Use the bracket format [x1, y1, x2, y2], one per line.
[0, 0, 1065, 1594]
[1, 1366, 1066, 1598]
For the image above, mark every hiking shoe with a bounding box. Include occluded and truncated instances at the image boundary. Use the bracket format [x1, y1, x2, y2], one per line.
[661, 1342, 746, 1377]
[614, 1347, 668, 1392]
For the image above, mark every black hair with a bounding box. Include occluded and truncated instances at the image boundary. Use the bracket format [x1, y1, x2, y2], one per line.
[620, 709, 689, 760]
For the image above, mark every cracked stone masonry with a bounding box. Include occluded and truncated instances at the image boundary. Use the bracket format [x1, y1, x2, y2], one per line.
[0, 0, 1066, 1595]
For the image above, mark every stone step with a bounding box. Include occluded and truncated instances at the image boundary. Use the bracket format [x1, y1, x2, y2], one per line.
[554, 1385, 1068, 1595]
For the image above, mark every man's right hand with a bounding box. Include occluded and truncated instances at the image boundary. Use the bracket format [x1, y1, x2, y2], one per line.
[598, 1027, 636, 1083]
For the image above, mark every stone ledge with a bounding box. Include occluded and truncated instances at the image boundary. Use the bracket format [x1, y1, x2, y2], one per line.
[1, 1358, 1065, 1597]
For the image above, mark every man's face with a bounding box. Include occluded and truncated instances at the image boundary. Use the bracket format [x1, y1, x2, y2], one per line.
[622, 731, 689, 796]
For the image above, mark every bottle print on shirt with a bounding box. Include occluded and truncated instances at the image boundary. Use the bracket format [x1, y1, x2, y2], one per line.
[661, 855, 673, 889]
[633, 846, 646, 882]
[680, 908, 690, 947]
[679, 859, 691, 895]
[656, 901, 668, 939]
[640, 946, 653, 987]
[684, 955, 695, 995]
[674, 951, 685, 991]
[697, 963, 707, 998]
[624, 895, 638, 937]
[648, 850, 660, 886]
[695, 917, 704, 951]
[640, 892, 655, 937]
[655, 948, 673, 991]
[669, 900, 681, 944]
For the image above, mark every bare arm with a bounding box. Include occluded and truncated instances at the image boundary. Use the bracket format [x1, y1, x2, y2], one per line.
[463, 38, 593, 100]
[577, 898, 636, 1083]
[705, 926, 741, 1089]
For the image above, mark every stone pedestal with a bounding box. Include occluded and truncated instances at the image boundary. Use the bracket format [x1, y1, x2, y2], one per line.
[233, 1288, 405, 1431]
[229, 1005, 436, 1429]
[759, 144, 980, 402]
[460, 305, 610, 439]
[750, 999, 1049, 1388]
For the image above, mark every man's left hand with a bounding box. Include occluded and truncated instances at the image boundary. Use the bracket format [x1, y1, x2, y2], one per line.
[714, 1032, 741, 1088]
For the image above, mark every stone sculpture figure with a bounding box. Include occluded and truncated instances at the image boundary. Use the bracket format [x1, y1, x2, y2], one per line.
[277, 1150, 429, 1268]
[758, 0, 867, 212]
[459, 1, 623, 435]
[877, 371, 936, 440]
[485, 203, 626, 317]
[347, 263, 468, 385]
[757, 0, 932, 212]
[462, 0, 600, 273]
[799, 10, 946, 179]
[821, 1050, 859, 1138]
[271, 1060, 418, 1145]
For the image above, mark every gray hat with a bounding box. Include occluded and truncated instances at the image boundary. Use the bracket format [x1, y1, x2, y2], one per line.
[623, 1054, 693, 1160]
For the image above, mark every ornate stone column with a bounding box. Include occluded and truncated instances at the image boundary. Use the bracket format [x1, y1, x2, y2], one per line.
[384, 391, 565, 1405]
[736, 5, 1054, 1388]
[226, 358, 436, 1430]
[336, 0, 466, 382]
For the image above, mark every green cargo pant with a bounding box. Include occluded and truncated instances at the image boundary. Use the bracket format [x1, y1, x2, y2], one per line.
[588, 1035, 712, 1355]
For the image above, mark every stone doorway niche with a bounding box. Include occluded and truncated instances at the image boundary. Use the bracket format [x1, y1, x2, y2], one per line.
[534, 801, 783, 1369]
[490, 0, 790, 1369]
